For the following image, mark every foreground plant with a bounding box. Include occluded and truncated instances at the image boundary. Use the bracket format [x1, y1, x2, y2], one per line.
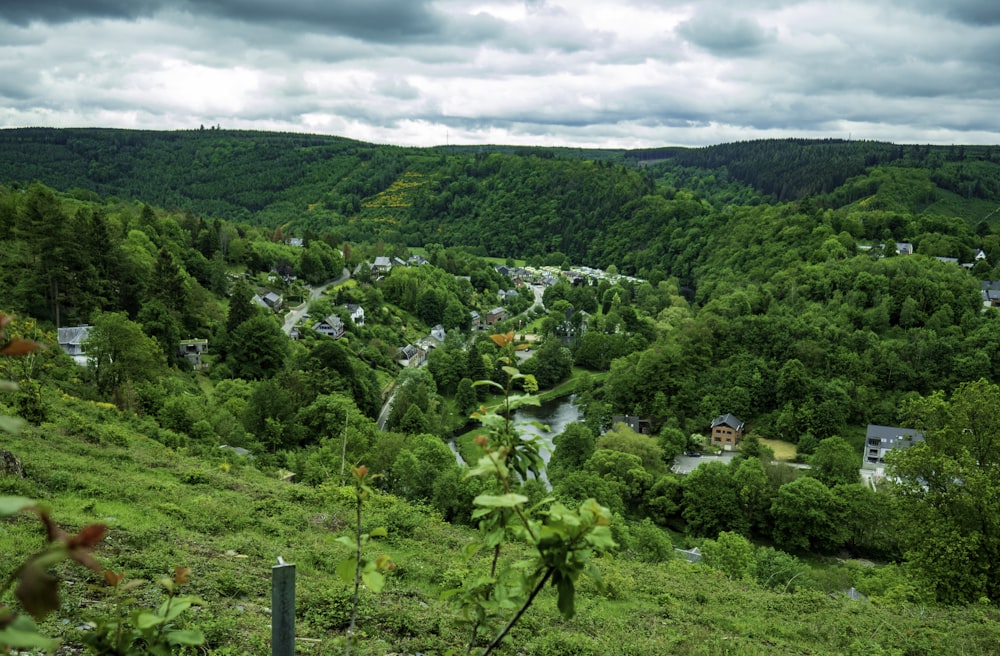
[0, 497, 107, 654]
[81, 567, 204, 655]
[447, 338, 615, 655]
[2, 314, 106, 654]
[336, 464, 394, 656]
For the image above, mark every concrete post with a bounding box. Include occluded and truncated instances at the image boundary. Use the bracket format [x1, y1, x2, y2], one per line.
[271, 556, 295, 656]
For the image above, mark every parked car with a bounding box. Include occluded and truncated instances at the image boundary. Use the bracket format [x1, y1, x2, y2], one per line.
[685, 451, 701, 457]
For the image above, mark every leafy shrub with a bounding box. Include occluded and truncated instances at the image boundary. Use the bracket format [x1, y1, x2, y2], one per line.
[528, 631, 603, 656]
[299, 584, 358, 632]
[46, 469, 73, 491]
[627, 518, 673, 563]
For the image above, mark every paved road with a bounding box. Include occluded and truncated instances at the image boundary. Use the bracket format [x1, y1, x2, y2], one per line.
[671, 451, 812, 475]
[282, 268, 350, 335]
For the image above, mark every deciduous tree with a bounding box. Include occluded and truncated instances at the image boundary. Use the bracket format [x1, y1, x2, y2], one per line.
[888, 379, 1000, 603]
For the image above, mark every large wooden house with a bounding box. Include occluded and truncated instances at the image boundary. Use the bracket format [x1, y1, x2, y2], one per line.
[710, 413, 745, 450]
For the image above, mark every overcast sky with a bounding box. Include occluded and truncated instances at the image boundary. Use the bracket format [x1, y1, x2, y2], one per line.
[2, 0, 999, 149]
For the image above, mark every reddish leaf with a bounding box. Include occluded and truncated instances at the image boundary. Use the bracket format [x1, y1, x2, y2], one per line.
[67, 523, 107, 549]
[52, 523, 107, 572]
[0, 339, 39, 356]
[38, 510, 63, 544]
[15, 562, 61, 621]
[174, 566, 191, 586]
[104, 570, 125, 587]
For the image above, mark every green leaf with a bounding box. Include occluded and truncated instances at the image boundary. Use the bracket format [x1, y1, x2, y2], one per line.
[506, 394, 542, 411]
[0, 496, 36, 517]
[472, 380, 504, 391]
[336, 557, 357, 585]
[0, 415, 26, 435]
[466, 453, 508, 480]
[160, 596, 202, 623]
[483, 528, 505, 548]
[368, 526, 387, 538]
[361, 569, 385, 593]
[0, 614, 60, 651]
[586, 525, 617, 551]
[0, 380, 18, 392]
[134, 610, 164, 630]
[166, 629, 205, 646]
[556, 575, 576, 619]
[334, 535, 355, 548]
[474, 493, 528, 508]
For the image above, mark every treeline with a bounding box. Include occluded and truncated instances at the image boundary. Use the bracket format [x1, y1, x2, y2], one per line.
[630, 138, 1000, 202]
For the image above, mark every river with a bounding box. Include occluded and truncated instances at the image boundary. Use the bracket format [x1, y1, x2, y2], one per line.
[449, 395, 583, 487]
[511, 394, 583, 476]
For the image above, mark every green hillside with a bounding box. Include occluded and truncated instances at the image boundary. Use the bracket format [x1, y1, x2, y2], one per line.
[4, 129, 1000, 653]
[5, 407, 1000, 655]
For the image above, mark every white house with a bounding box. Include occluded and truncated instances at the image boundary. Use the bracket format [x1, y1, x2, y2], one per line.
[57, 325, 91, 366]
[343, 303, 365, 326]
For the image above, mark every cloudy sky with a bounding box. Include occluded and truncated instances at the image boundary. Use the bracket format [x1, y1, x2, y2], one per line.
[1, 0, 999, 149]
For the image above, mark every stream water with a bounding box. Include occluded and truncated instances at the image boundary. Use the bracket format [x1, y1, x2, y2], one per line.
[448, 395, 583, 489]
[511, 394, 583, 465]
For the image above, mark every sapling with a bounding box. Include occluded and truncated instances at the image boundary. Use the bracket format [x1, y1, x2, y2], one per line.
[335, 464, 394, 656]
[446, 332, 616, 655]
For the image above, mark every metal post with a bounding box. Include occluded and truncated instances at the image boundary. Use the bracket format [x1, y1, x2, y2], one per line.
[272, 556, 295, 656]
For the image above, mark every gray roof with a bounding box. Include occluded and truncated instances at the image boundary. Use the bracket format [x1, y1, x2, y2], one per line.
[57, 325, 91, 356]
[711, 413, 744, 430]
[674, 547, 702, 563]
[865, 424, 923, 446]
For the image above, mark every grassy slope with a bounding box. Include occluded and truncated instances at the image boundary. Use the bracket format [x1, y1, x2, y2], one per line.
[4, 396, 1000, 655]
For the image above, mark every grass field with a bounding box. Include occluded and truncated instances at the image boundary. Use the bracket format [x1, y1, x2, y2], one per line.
[760, 437, 798, 461]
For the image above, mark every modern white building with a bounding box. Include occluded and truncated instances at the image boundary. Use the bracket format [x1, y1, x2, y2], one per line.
[863, 424, 924, 470]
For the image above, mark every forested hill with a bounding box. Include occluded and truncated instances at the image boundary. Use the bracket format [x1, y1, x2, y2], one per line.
[3, 128, 1000, 277]
[630, 138, 1000, 203]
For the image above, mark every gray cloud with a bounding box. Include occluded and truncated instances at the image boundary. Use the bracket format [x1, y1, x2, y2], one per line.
[677, 13, 774, 54]
[0, 0, 445, 42]
[1, 0, 1000, 147]
[901, 0, 1000, 26]
[0, 0, 162, 25]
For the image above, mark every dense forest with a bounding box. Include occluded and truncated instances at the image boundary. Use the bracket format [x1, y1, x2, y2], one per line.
[3, 129, 1000, 653]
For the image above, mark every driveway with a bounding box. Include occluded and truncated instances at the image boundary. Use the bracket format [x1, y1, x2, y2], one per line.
[671, 451, 738, 474]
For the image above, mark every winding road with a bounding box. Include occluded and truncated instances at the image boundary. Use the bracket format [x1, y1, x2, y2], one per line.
[282, 267, 350, 335]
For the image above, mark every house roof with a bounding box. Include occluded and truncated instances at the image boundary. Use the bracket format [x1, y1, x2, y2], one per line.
[57, 325, 91, 346]
[865, 424, 923, 446]
[321, 315, 344, 329]
[711, 413, 744, 430]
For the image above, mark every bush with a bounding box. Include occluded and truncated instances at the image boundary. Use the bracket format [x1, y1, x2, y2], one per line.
[46, 469, 73, 491]
[528, 632, 603, 656]
[628, 518, 673, 563]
